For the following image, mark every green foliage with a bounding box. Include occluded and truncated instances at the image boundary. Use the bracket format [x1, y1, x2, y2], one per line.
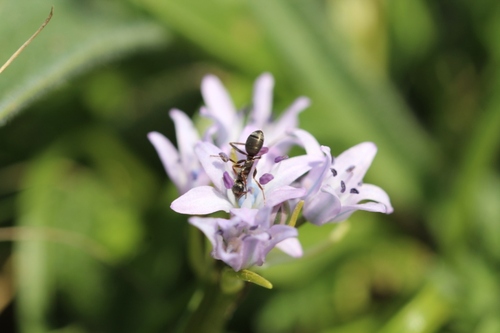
[0, 0, 168, 124]
[1, 0, 500, 332]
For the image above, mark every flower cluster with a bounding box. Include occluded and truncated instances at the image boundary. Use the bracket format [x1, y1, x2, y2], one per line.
[149, 73, 393, 272]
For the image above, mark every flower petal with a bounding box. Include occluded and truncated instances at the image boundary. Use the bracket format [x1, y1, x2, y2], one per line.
[301, 146, 333, 197]
[275, 238, 303, 258]
[330, 202, 390, 223]
[292, 128, 324, 158]
[170, 109, 200, 165]
[195, 141, 231, 193]
[349, 184, 393, 213]
[230, 207, 259, 225]
[148, 131, 187, 192]
[251, 73, 274, 127]
[171, 186, 233, 214]
[335, 142, 377, 186]
[269, 97, 310, 144]
[264, 186, 306, 208]
[201, 75, 238, 145]
[265, 155, 317, 191]
[188, 217, 218, 248]
[303, 187, 342, 225]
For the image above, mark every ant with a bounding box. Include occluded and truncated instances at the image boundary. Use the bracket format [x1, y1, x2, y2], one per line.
[214, 130, 267, 201]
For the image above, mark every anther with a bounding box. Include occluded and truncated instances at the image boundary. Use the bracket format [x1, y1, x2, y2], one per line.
[223, 171, 234, 189]
[219, 152, 229, 162]
[331, 168, 337, 177]
[275, 155, 288, 163]
[259, 173, 274, 185]
[350, 188, 359, 194]
[346, 165, 355, 172]
[340, 181, 346, 193]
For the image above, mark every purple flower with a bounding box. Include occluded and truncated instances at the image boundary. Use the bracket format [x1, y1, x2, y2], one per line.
[148, 109, 210, 194]
[170, 141, 314, 214]
[149, 73, 309, 195]
[189, 206, 301, 271]
[294, 129, 393, 225]
[200, 73, 310, 159]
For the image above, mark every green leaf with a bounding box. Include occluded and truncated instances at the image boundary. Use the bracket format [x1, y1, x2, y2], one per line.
[249, 0, 435, 207]
[130, 0, 275, 74]
[377, 282, 451, 333]
[0, 0, 169, 125]
[224, 268, 273, 290]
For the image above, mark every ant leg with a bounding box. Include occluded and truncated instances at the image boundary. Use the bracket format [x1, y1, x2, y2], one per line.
[210, 152, 237, 163]
[252, 169, 266, 203]
[229, 142, 249, 157]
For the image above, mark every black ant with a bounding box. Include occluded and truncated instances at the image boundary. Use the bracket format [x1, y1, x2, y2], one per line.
[214, 130, 266, 201]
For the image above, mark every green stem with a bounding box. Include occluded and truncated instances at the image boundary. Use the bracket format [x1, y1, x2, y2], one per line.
[181, 266, 244, 333]
[181, 278, 241, 333]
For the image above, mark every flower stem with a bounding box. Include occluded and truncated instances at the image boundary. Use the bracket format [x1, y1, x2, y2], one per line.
[180, 265, 243, 333]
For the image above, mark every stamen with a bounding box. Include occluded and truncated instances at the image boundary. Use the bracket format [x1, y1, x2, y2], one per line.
[350, 188, 359, 194]
[260, 173, 274, 185]
[223, 172, 234, 189]
[331, 168, 337, 177]
[340, 181, 346, 193]
[274, 155, 288, 163]
[219, 152, 229, 162]
[331, 156, 335, 165]
[249, 225, 258, 230]
[346, 165, 355, 172]
[257, 147, 269, 156]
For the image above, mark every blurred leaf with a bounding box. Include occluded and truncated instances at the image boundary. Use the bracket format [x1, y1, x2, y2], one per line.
[234, 269, 272, 290]
[0, 0, 169, 125]
[129, 0, 275, 74]
[377, 282, 451, 333]
[15, 154, 144, 331]
[386, 0, 436, 66]
[13, 124, 159, 332]
[249, 0, 436, 208]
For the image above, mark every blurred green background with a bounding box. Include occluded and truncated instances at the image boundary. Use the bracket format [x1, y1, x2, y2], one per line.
[1, 0, 500, 332]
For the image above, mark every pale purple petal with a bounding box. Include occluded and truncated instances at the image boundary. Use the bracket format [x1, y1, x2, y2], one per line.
[266, 225, 298, 249]
[264, 186, 306, 208]
[292, 128, 324, 158]
[194, 142, 230, 193]
[188, 217, 218, 247]
[230, 207, 259, 224]
[330, 202, 391, 223]
[303, 186, 342, 225]
[301, 146, 332, 197]
[334, 142, 377, 185]
[251, 73, 274, 127]
[201, 75, 237, 123]
[201, 75, 239, 145]
[275, 238, 303, 258]
[170, 109, 200, 165]
[148, 131, 187, 192]
[171, 186, 233, 214]
[265, 155, 317, 192]
[266, 97, 310, 144]
[349, 184, 393, 213]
